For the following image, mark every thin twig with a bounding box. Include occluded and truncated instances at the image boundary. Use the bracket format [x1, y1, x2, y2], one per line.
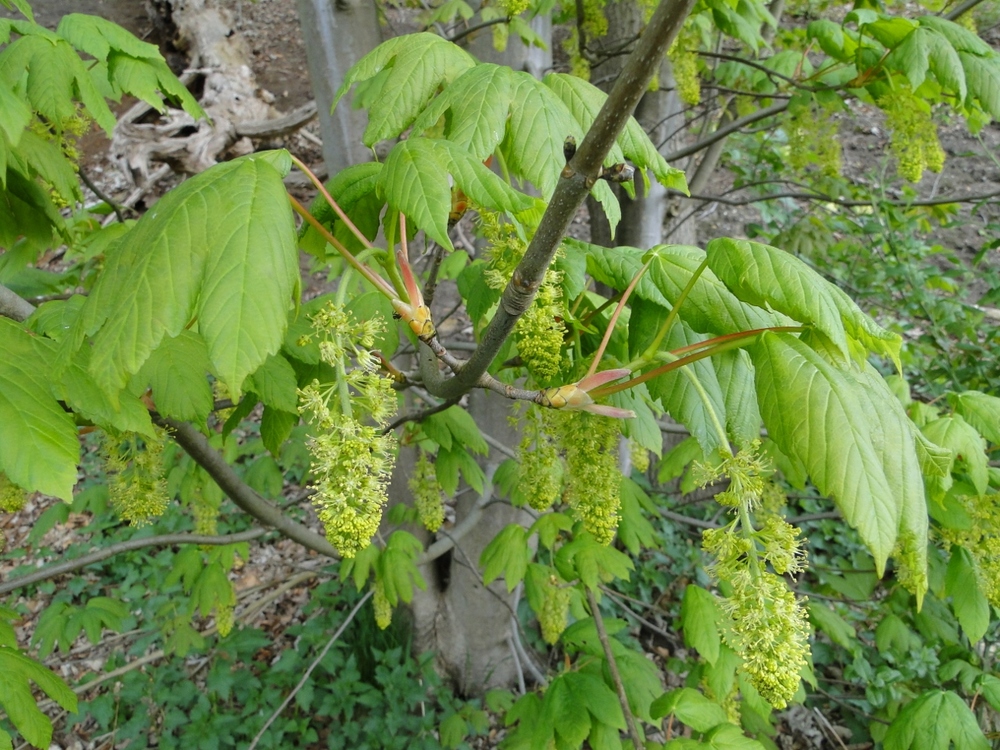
[79, 170, 129, 224]
[247, 590, 374, 750]
[447, 15, 510, 43]
[587, 588, 645, 750]
[0, 529, 268, 596]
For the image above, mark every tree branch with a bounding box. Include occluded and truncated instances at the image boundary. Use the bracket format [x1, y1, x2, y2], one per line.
[0, 529, 268, 596]
[429, 0, 697, 401]
[944, 0, 990, 20]
[677, 186, 1000, 208]
[161, 419, 340, 558]
[0, 282, 35, 322]
[587, 588, 645, 750]
[247, 589, 374, 750]
[662, 101, 789, 161]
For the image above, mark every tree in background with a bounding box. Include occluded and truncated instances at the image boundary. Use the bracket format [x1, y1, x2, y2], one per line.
[2, 0, 1000, 747]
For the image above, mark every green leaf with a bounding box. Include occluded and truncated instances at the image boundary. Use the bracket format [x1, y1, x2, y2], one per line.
[301, 163, 383, 257]
[554, 534, 633, 590]
[457, 260, 501, 326]
[261, 407, 298, 458]
[866, 17, 917, 48]
[78, 153, 298, 398]
[56, 14, 203, 118]
[646, 318, 728, 455]
[950, 391, 1000, 444]
[609, 383, 661, 458]
[379, 138, 532, 250]
[248, 354, 298, 414]
[136, 331, 214, 423]
[333, 33, 476, 146]
[753, 332, 904, 574]
[681, 585, 722, 665]
[0, 318, 79, 500]
[14, 130, 81, 203]
[923, 27, 966, 100]
[618, 478, 658, 554]
[917, 15, 992, 56]
[439, 713, 467, 749]
[884, 690, 989, 750]
[700, 723, 767, 750]
[650, 688, 728, 731]
[424, 406, 488, 455]
[377, 531, 426, 606]
[0, 32, 116, 133]
[707, 238, 898, 364]
[875, 613, 920, 654]
[958, 51, 1000, 119]
[0, 646, 77, 748]
[409, 63, 518, 161]
[714, 348, 762, 449]
[923, 415, 988, 494]
[480, 524, 529, 592]
[945, 545, 989, 644]
[542, 73, 687, 193]
[808, 601, 858, 652]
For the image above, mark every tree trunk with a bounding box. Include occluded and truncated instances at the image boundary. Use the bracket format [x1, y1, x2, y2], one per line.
[295, 0, 382, 175]
[589, 0, 694, 248]
[395, 18, 554, 697]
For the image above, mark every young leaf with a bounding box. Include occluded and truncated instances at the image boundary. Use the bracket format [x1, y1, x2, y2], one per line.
[379, 138, 532, 250]
[377, 531, 426, 606]
[0, 646, 77, 749]
[945, 545, 989, 644]
[618, 478, 658, 554]
[0, 318, 79, 500]
[332, 33, 476, 146]
[135, 330, 214, 423]
[922, 415, 989, 494]
[650, 687, 729, 731]
[77, 152, 299, 398]
[681, 585, 722, 665]
[480, 524, 529, 592]
[884, 690, 989, 750]
[55, 14, 203, 119]
[753, 332, 903, 573]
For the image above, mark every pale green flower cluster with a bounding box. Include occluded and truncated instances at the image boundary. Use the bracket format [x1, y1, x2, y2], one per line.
[668, 28, 701, 105]
[540, 575, 571, 644]
[694, 442, 769, 508]
[939, 493, 1000, 607]
[517, 408, 563, 511]
[698, 443, 810, 709]
[373, 578, 392, 630]
[499, 0, 529, 15]
[722, 567, 811, 709]
[0, 473, 26, 513]
[891, 530, 929, 601]
[299, 303, 398, 558]
[629, 439, 650, 474]
[560, 0, 608, 79]
[879, 88, 945, 182]
[410, 451, 445, 533]
[786, 102, 842, 177]
[480, 212, 565, 383]
[216, 603, 235, 637]
[101, 429, 170, 526]
[557, 411, 621, 544]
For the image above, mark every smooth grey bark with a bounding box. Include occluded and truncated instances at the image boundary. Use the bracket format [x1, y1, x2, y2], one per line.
[296, 0, 381, 174]
[588, 0, 694, 248]
[397, 18, 554, 696]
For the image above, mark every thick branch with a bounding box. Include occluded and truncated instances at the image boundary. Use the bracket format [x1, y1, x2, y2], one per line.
[0, 529, 267, 596]
[0, 282, 35, 322]
[944, 0, 990, 19]
[162, 419, 339, 558]
[429, 0, 697, 401]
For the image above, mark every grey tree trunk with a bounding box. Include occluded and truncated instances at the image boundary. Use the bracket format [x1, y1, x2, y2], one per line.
[295, 0, 381, 175]
[402, 20, 553, 696]
[589, 0, 694, 248]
